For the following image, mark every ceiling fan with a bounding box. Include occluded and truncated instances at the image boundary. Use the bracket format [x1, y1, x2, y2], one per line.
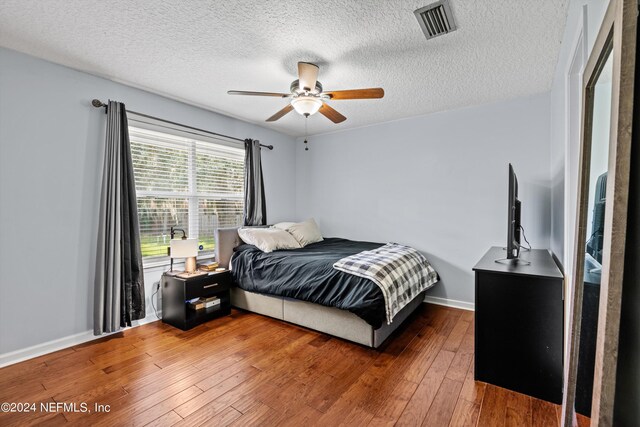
[228, 62, 384, 124]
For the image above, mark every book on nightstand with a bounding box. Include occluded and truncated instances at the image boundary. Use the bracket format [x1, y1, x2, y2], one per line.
[176, 271, 207, 279]
[188, 299, 205, 310]
[203, 296, 221, 308]
[188, 297, 220, 310]
[197, 261, 219, 272]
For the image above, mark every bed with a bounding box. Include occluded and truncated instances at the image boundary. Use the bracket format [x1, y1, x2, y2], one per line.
[215, 228, 438, 348]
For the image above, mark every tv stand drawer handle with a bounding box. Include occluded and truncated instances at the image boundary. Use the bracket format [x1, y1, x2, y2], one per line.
[203, 284, 218, 289]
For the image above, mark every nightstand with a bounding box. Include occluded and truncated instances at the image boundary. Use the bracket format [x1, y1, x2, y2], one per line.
[161, 270, 231, 330]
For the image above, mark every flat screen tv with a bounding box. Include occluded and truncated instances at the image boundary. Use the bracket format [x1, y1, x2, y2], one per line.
[507, 163, 521, 259]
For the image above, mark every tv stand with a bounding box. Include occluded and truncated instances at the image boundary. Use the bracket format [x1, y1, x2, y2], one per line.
[474, 246, 564, 403]
[500, 246, 531, 252]
[494, 257, 531, 266]
[495, 247, 532, 265]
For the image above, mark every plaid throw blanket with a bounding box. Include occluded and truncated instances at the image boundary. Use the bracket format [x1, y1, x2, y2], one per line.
[333, 243, 439, 324]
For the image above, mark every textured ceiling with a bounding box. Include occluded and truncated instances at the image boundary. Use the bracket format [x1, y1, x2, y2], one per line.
[0, 0, 569, 137]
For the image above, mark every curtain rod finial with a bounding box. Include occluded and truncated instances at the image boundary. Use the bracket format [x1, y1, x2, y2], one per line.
[92, 99, 106, 108]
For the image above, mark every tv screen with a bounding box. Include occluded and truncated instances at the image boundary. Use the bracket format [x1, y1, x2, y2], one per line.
[507, 164, 521, 259]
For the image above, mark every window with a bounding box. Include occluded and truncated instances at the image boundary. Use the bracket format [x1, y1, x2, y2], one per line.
[128, 119, 244, 260]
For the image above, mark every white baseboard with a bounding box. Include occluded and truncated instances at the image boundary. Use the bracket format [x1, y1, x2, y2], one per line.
[423, 295, 475, 311]
[0, 315, 160, 368]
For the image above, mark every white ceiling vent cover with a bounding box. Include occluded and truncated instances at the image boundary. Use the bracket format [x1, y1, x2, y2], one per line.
[414, 0, 457, 40]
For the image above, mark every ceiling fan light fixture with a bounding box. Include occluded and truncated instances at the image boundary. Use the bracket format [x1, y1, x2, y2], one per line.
[228, 61, 383, 123]
[291, 96, 322, 116]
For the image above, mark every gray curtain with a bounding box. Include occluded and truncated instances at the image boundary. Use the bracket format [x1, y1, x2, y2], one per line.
[94, 100, 145, 335]
[243, 139, 267, 226]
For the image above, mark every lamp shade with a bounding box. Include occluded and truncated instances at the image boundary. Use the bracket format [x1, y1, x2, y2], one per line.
[291, 96, 322, 116]
[170, 238, 198, 258]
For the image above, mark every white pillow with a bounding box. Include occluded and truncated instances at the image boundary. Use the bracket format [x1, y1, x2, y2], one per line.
[237, 227, 301, 253]
[273, 222, 297, 230]
[285, 219, 324, 247]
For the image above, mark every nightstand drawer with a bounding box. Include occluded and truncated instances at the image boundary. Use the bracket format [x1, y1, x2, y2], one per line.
[185, 273, 231, 300]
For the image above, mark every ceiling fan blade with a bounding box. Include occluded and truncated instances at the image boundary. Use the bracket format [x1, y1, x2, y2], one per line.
[324, 88, 385, 100]
[266, 104, 294, 122]
[298, 62, 319, 92]
[319, 103, 347, 124]
[228, 90, 290, 98]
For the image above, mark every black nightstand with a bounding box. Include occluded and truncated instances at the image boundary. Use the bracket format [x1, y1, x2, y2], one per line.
[161, 270, 231, 330]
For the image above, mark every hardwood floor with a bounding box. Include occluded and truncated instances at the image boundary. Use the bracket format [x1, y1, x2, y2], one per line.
[0, 304, 564, 426]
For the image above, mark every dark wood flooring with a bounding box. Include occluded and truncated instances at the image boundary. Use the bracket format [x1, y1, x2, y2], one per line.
[0, 304, 567, 426]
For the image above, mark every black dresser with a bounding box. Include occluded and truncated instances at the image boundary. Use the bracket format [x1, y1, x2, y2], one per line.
[473, 247, 564, 403]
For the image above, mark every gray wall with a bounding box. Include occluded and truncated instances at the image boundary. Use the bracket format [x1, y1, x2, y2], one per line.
[548, 0, 610, 273]
[0, 47, 296, 355]
[295, 93, 552, 305]
[548, 0, 609, 357]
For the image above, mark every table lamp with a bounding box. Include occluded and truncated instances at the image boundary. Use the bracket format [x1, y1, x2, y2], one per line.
[170, 238, 199, 274]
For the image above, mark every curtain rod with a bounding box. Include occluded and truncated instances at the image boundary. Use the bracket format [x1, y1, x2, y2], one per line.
[91, 99, 274, 150]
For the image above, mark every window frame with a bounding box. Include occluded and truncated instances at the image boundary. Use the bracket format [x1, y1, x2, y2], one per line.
[127, 113, 245, 268]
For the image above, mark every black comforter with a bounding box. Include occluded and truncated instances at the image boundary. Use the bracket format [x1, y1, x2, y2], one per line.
[231, 238, 387, 328]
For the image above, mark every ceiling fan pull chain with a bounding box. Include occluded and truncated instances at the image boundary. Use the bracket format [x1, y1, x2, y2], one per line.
[304, 116, 309, 151]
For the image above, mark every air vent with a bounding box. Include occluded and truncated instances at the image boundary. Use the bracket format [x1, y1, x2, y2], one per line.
[414, 0, 457, 40]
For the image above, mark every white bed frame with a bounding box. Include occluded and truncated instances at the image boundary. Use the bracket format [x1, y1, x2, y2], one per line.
[215, 228, 425, 348]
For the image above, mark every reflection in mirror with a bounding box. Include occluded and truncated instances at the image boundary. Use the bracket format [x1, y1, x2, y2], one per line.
[575, 50, 613, 418]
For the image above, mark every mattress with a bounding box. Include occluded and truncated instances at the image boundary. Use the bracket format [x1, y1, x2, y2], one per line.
[231, 237, 388, 328]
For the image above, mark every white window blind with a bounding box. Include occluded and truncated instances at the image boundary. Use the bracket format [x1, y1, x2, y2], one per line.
[128, 125, 244, 259]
